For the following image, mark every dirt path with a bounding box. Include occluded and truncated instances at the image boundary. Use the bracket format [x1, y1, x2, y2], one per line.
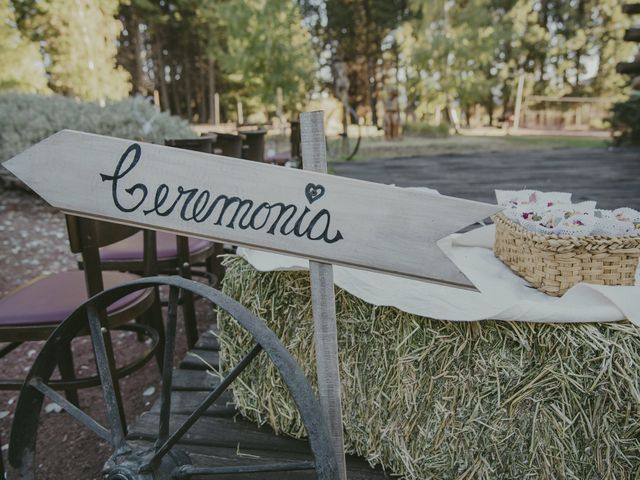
[334, 147, 640, 210]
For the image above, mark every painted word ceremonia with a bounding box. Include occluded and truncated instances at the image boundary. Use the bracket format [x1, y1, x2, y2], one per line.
[100, 143, 344, 244]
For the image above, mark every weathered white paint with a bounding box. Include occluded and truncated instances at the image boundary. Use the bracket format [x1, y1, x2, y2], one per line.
[300, 111, 347, 480]
[3, 129, 501, 288]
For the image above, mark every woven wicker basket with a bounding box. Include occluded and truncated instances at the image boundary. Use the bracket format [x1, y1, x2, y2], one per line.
[493, 213, 640, 296]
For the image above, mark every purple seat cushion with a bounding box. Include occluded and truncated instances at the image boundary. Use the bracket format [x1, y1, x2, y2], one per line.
[0, 271, 146, 327]
[100, 231, 212, 261]
[266, 151, 291, 165]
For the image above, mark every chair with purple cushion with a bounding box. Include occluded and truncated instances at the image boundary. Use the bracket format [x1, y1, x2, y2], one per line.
[99, 231, 218, 276]
[98, 230, 223, 346]
[0, 216, 163, 406]
[0, 216, 165, 479]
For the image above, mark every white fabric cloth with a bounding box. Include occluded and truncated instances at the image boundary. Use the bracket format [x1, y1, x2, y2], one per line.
[496, 189, 640, 237]
[236, 225, 640, 325]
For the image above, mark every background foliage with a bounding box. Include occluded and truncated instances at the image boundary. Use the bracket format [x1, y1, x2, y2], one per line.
[10, 0, 131, 102]
[407, 0, 634, 125]
[1, 0, 635, 127]
[610, 95, 640, 146]
[0, 93, 194, 185]
[218, 0, 316, 114]
[0, 0, 50, 94]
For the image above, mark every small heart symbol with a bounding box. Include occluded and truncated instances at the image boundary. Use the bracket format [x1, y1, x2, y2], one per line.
[305, 183, 325, 204]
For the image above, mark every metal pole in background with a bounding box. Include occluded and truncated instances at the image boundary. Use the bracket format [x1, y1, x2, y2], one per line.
[237, 101, 244, 125]
[513, 72, 525, 131]
[213, 93, 220, 125]
[300, 110, 347, 480]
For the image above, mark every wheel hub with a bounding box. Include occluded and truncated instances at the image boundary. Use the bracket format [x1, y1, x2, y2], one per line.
[103, 444, 190, 480]
[106, 468, 138, 480]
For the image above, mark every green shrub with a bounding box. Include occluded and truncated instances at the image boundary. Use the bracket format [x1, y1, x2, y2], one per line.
[0, 93, 195, 186]
[403, 120, 450, 137]
[610, 96, 640, 146]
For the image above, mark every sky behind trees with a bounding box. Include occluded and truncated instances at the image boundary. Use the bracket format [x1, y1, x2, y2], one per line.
[0, 0, 634, 126]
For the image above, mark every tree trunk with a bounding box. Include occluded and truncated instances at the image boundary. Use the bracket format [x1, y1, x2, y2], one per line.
[363, 0, 375, 127]
[131, 14, 145, 95]
[184, 61, 193, 121]
[341, 103, 350, 156]
[170, 62, 182, 117]
[208, 58, 216, 124]
[197, 62, 206, 122]
[368, 57, 378, 127]
[153, 39, 169, 112]
[574, 0, 585, 88]
[501, 79, 513, 119]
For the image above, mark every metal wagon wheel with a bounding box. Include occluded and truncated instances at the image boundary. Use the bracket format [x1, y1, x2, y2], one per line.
[9, 276, 338, 479]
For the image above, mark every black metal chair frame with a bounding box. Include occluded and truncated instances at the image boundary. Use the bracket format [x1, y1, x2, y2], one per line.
[95, 233, 224, 349]
[0, 217, 164, 479]
[9, 276, 339, 479]
[0, 216, 163, 397]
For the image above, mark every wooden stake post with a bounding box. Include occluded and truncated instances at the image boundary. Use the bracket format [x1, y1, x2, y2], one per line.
[4, 119, 501, 477]
[300, 112, 347, 479]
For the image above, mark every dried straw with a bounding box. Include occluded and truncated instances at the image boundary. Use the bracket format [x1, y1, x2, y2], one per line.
[219, 256, 640, 479]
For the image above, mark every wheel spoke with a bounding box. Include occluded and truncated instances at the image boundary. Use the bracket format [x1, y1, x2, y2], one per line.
[156, 286, 180, 448]
[173, 461, 316, 478]
[145, 343, 263, 468]
[29, 378, 111, 442]
[86, 304, 127, 449]
[9, 277, 339, 479]
[0, 341, 21, 358]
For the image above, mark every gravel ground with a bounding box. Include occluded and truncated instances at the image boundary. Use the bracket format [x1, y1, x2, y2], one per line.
[334, 147, 640, 209]
[0, 187, 213, 478]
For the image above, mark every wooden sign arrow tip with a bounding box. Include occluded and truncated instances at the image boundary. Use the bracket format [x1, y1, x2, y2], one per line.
[2, 131, 74, 203]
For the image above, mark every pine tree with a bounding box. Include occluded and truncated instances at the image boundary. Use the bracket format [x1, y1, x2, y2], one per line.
[407, 0, 635, 123]
[301, 0, 409, 124]
[410, 0, 503, 124]
[12, 0, 130, 102]
[0, 0, 49, 93]
[218, 0, 316, 116]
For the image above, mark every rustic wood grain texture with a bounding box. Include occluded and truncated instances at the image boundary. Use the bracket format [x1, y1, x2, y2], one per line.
[3, 129, 499, 288]
[179, 349, 219, 370]
[170, 369, 221, 391]
[149, 390, 235, 417]
[301, 110, 347, 480]
[130, 412, 312, 453]
[128, 436, 387, 479]
[128, 366, 390, 479]
[194, 328, 220, 351]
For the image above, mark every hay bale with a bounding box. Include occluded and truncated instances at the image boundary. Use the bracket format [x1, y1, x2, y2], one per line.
[219, 256, 640, 479]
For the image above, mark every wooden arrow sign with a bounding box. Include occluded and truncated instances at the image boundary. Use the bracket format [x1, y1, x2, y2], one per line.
[3, 129, 501, 289]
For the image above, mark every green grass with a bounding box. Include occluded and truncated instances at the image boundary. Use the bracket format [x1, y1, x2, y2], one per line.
[326, 132, 610, 163]
[501, 135, 608, 149]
